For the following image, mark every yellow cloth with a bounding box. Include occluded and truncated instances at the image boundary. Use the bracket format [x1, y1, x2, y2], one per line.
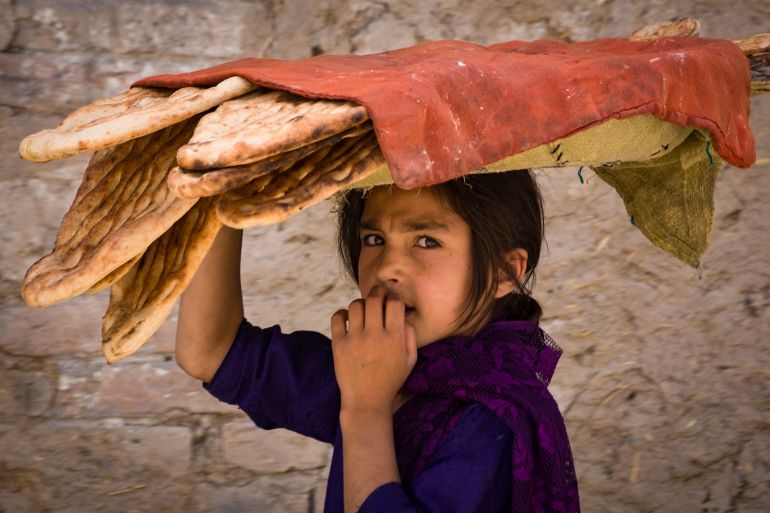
[594, 130, 722, 267]
[353, 114, 694, 187]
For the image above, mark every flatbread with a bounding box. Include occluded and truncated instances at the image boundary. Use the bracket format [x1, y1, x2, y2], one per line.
[167, 122, 373, 199]
[176, 89, 369, 170]
[87, 252, 144, 294]
[628, 18, 700, 40]
[217, 131, 385, 227]
[19, 76, 256, 163]
[102, 198, 221, 363]
[732, 33, 770, 55]
[21, 118, 201, 308]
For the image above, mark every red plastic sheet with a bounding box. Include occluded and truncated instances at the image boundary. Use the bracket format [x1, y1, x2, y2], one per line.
[135, 37, 754, 189]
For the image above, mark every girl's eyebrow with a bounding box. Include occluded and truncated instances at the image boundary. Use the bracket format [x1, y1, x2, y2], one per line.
[359, 219, 380, 231]
[401, 220, 451, 232]
[359, 218, 451, 232]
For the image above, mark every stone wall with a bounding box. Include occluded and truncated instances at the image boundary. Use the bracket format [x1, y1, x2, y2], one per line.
[1, 1, 769, 512]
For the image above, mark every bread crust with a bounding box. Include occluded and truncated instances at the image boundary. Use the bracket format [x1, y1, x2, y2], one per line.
[101, 198, 221, 363]
[177, 89, 369, 170]
[167, 122, 373, 199]
[217, 131, 386, 228]
[19, 77, 256, 163]
[21, 118, 201, 307]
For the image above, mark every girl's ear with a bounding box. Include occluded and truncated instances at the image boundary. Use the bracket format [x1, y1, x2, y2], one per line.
[494, 248, 528, 298]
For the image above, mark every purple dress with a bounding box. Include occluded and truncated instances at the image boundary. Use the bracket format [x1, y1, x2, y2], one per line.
[204, 319, 579, 512]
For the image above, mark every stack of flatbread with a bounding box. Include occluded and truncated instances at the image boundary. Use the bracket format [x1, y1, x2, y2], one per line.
[19, 76, 388, 362]
[17, 21, 769, 363]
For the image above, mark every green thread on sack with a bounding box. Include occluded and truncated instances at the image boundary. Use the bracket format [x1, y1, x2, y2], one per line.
[593, 130, 723, 267]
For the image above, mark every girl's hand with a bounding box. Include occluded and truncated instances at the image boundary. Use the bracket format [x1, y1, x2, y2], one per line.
[331, 286, 418, 415]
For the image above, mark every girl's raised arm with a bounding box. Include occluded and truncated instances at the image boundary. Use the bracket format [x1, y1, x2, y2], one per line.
[175, 225, 245, 382]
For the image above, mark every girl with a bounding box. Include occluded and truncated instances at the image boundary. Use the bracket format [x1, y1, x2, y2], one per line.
[175, 170, 580, 513]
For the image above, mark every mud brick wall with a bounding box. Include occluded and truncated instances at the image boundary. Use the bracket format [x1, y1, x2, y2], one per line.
[1, 1, 769, 512]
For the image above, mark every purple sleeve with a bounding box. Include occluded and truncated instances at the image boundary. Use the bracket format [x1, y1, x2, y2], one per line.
[203, 318, 340, 443]
[359, 404, 513, 513]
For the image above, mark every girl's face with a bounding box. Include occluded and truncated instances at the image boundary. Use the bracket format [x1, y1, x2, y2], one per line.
[357, 186, 479, 348]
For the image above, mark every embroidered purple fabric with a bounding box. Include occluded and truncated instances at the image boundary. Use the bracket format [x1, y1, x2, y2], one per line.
[203, 317, 579, 512]
[395, 320, 580, 513]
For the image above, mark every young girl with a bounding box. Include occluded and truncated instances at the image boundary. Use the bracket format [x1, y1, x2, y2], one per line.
[175, 170, 580, 513]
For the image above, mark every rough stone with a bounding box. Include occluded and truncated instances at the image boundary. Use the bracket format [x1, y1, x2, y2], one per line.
[0, 419, 194, 512]
[350, 13, 419, 54]
[0, 367, 54, 416]
[194, 473, 320, 513]
[88, 356, 234, 415]
[48, 354, 231, 417]
[0, 52, 91, 115]
[0, 0, 13, 52]
[0, 169, 86, 299]
[0, 52, 218, 116]
[266, 2, 340, 60]
[598, 0, 770, 39]
[12, 0, 113, 52]
[0, 296, 105, 355]
[114, 1, 260, 58]
[0, 296, 178, 356]
[240, 202, 358, 335]
[2, 2, 770, 512]
[84, 54, 223, 98]
[539, 100, 770, 512]
[223, 421, 331, 473]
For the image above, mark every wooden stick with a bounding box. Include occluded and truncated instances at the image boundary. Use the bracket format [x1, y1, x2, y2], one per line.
[748, 51, 769, 96]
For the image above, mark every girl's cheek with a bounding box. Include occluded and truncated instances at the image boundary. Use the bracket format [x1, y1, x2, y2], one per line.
[414, 251, 448, 269]
[356, 260, 373, 288]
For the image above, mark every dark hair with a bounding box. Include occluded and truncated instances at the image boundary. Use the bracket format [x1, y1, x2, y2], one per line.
[336, 170, 545, 330]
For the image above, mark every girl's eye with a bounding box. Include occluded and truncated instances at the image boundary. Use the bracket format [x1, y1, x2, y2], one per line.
[416, 236, 440, 249]
[362, 234, 383, 246]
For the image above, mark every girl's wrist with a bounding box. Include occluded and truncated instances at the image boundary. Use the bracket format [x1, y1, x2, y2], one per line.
[339, 405, 392, 428]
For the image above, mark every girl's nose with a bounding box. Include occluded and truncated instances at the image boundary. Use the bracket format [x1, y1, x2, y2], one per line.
[374, 245, 405, 283]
